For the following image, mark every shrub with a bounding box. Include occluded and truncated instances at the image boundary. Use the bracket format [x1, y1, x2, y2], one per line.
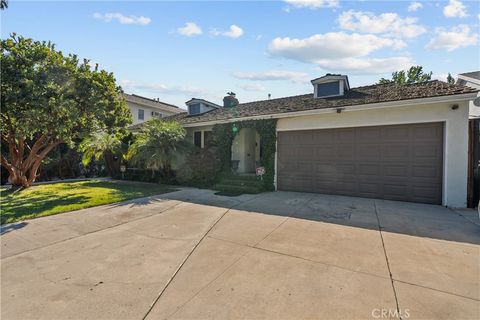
[176, 148, 222, 188]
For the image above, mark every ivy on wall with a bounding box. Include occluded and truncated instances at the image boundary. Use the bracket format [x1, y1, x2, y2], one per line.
[211, 119, 277, 191]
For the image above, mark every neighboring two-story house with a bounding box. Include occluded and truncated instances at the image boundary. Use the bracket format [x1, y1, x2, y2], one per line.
[124, 93, 184, 125]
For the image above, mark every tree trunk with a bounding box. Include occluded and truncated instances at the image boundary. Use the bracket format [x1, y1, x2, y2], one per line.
[1, 138, 60, 188]
[104, 150, 115, 177]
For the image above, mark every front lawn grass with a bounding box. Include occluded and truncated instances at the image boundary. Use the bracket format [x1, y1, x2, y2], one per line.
[0, 180, 176, 224]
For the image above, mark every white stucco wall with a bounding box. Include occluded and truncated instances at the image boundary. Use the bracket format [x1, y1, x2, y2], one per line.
[276, 101, 470, 208]
[128, 102, 181, 125]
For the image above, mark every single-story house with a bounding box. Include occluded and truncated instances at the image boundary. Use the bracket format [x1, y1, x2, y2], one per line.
[124, 93, 184, 125]
[164, 74, 479, 208]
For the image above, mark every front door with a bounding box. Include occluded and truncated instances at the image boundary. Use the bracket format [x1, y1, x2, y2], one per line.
[244, 128, 256, 173]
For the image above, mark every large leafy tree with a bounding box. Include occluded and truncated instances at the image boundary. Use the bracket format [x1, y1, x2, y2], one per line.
[379, 66, 432, 85]
[127, 119, 188, 179]
[1, 34, 131, 188]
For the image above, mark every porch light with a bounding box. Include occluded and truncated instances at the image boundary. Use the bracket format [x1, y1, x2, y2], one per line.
[232, 123, 238, 134]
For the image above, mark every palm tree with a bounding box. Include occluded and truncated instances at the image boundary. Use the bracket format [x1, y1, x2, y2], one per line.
[127, 119, 188, 179]
[79, 131, 122, 176]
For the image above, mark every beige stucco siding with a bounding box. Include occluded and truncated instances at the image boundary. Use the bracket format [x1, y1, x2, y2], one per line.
[276, 101, 470, 208]
[128, 102, 184, 125]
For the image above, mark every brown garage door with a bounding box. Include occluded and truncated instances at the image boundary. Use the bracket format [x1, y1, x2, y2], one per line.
[277, 122, 443, 204]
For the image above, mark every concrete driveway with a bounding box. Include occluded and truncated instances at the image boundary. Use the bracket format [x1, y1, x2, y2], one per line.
[1, 188, 479, 320]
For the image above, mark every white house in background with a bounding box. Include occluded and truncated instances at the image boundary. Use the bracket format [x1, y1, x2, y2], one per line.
[166, 74, 478, 208]
[456, 71, 480, 119]
[124, 93, 184, 125]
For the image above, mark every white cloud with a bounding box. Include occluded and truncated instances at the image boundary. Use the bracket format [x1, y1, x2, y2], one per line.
[284, 0, 339, 9]
[425, 25, 478, 51]
[177, 22, 203, 36]
[121, 80, 209, 96]
[233, 70, 309, 83]
[408, 2, 423, 12]
[443, 0, 468, 18]
[315, 57, 414, 74]
[268, 32, 414, 74]
[338, 10, 426, 38]
[211, 25, 244, 38]
[269, 32, 406, 64]
[93, 12, 151, 25]
[238, 83, 266, 92]
[224, 25, 244, 38]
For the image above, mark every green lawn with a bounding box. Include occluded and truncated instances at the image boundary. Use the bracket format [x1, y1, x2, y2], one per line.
[0, 180, 176, 224]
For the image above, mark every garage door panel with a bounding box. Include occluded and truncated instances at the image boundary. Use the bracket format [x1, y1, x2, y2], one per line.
[277, 122, 443, 204]
[412, 145, 442, 158]
[382, 126, 410, 140]
[414, 125, 442, 140]
[384, 165, 410, 177]
[382, 145, 410, 159]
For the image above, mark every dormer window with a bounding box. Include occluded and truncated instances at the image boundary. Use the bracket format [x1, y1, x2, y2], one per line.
[316, 82, 340, 98]
[185, 98, 222, 115]
[311, 74, 350, 99]
[189, 103, 201, 115]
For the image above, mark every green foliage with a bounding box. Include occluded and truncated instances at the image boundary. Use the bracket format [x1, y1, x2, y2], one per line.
[1, 33, 131, 145]
[127, 119, 188, 179]
[447, 73, 455, 84]
[1, 33, 131, 187]
[211, 119, 277, 191]
[79, 130, 122, 175]
[378, 66, 432, 85]
[176, 148, 222, 188]
[38, 144, 82, 180]
[79, 131, 121, 165]
[113, 168, 165, 183]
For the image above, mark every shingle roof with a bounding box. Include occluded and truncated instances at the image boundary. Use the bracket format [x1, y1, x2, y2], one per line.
[458, 71, 480, 81]
[124, 93, 185, 114]
[137, 81, 478, 128]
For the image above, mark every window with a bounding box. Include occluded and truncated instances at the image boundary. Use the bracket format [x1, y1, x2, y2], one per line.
[189, 104, 201, 115]
[194, 131, 202, 147]
[203, 131, 212, 148]
[138, 109, 145, 120]
[316, 82, 340, 98]
[151, 111, 162, 118]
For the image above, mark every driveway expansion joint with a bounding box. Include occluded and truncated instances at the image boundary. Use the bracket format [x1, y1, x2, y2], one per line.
[1, 201, 185, 260]
[373, 200, 402, 320]
[392, 279, 480, 302]
[207, 235, 391, 281]
[141, 192, 268, 320]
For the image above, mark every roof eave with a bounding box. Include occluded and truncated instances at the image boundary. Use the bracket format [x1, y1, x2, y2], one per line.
[458, 74, 480, 86]
[181, 92, 478, 128]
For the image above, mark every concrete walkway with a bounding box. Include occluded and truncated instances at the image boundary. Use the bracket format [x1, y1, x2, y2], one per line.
[1, 188, 479, 319]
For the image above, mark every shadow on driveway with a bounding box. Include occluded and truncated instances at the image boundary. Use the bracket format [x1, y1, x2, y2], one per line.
[160, 188, 480, 245]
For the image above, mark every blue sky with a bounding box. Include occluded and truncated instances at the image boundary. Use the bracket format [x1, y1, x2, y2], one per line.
[2, 0, 479, 108]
